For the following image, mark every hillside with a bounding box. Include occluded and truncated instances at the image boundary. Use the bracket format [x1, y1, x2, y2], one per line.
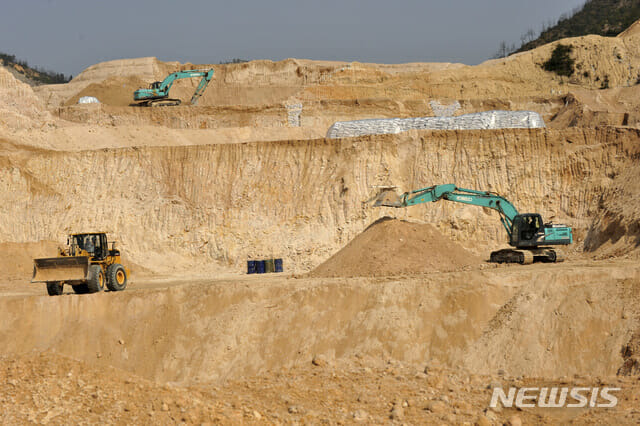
[517, 0, 640, 52]
[0, 52, 69, 85]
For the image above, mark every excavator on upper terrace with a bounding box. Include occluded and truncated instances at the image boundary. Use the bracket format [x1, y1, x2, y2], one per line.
[133, 69, 214, 106]
[371, 184, 573, 264]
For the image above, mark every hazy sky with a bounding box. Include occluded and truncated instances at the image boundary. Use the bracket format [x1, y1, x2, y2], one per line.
[1, 0, 586, 77]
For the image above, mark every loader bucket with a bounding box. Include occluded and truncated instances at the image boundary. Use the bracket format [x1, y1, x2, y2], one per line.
[32, 256, 90, 283]
[372, 189, 404, 208]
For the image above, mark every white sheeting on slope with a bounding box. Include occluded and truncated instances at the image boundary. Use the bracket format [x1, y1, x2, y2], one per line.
[326, 110, 545, 139]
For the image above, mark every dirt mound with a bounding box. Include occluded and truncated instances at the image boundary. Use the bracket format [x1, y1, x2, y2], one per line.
[64, 76, 149, 106]
[0, 241, 60, 281]
[310, 218, 481, 277]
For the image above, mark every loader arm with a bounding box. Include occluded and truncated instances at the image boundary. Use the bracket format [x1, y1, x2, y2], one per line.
[374, 184, 520, 239]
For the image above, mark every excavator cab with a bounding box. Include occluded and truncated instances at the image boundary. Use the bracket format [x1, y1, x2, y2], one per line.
[510, 213, 544, 247]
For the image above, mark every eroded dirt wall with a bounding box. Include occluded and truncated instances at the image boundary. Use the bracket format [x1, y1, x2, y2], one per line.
[0, 127, 637, 272]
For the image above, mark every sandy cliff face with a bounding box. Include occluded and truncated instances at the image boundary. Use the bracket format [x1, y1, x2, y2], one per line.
[0, 68, 53, 130]
[585, 161, 640, 257]
[0, 127, 637, 272]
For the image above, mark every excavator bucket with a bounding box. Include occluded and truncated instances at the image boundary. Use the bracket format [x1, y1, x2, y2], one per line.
[32, 256, 90, 283]
[370, 189, 404, 207]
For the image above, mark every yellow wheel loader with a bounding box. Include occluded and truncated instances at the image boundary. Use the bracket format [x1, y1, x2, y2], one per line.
[32, 233, 129, 296]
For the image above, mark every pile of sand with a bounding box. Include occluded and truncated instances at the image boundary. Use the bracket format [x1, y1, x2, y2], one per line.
[64, 75, 150, 106]
[0, 241, 60, 281]
[310, 218, 481, 278]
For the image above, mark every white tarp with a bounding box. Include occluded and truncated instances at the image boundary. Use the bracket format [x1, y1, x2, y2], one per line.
[78, 96, 100, 104]
[326, 110, 545, 139]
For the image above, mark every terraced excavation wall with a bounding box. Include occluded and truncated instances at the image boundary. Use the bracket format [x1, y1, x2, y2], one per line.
[0, 127, 637, 272]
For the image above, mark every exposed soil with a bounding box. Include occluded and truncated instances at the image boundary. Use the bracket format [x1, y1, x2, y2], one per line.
[2, 351, 639, 425]
[1, 18, 640, 425]
[310, 217, 482, 277]
[0, 241, 59, 280]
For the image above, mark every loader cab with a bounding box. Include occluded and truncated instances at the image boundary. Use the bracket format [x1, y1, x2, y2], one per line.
[510, 214, 544, 248]
[69, 233, 109, 260]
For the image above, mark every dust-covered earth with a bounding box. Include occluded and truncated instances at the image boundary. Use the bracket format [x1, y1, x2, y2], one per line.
[1, 18, 640, 425]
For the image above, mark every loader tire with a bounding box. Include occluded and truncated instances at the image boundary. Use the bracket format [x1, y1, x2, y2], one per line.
[72, 284, 89, 294]
[107, 264, 127, 292]
[86, 265, 105, 293]
[46, 282, 63, 296]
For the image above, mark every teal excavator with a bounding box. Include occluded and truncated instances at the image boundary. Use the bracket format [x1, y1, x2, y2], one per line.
[133, 69, 214, 106]
[372, 184, 573, 264]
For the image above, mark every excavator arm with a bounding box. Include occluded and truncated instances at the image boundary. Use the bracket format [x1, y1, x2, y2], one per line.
[190, 69, 214, 105]
[374, 184, 519, 239]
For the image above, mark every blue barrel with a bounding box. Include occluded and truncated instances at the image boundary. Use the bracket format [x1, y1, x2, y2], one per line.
[256, 260, 266, 274]
[247, 260, 256, 274]
[274, 258, 283, 273]
[265, 259, 275, 273]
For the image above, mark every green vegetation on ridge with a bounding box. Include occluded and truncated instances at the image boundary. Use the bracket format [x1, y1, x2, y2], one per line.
[0, 51, 70, 85]
[494, 0, 640, 59]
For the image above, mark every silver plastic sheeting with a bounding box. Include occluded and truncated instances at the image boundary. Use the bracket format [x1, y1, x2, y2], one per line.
[326, 110, 545, 139]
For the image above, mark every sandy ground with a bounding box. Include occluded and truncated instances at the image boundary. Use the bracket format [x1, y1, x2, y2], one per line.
[1, 18, 640, 426]
[1, 258, 639, 425]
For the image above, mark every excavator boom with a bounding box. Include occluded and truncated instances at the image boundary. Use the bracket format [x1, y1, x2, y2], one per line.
[374, 184, 519, 238]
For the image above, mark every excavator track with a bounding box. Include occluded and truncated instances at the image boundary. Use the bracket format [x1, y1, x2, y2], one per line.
[490, 249, 533, 264]
[521, 251, 534, 265]
[144, 98, 182, 107]
[490, 247, 564, 264]
[553, 250, 565, 262]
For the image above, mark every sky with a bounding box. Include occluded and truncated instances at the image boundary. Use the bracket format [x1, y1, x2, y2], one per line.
[1, 0, 587, 77]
